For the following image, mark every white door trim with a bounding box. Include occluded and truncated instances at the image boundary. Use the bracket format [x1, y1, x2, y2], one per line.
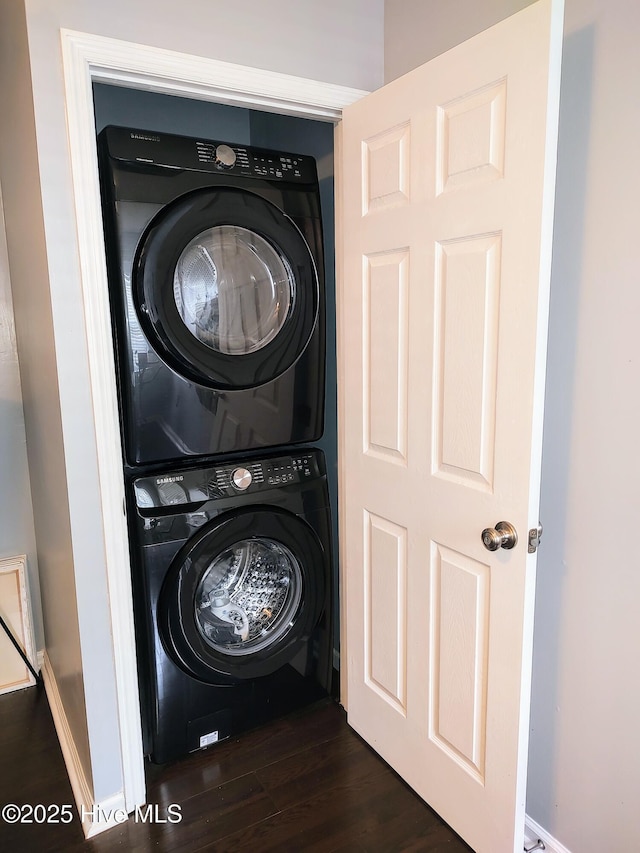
[59, 27, 367, 814]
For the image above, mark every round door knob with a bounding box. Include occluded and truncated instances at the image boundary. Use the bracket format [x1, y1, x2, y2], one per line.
[214, 144, 236, 169]
[481, 521, 518, 551]
[231, 467, 252, 490]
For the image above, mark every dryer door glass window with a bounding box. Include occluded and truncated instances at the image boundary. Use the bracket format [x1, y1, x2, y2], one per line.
[135, 187, 319, 389]
[173, 226, 294, 356]
[194, 537, 303, 655]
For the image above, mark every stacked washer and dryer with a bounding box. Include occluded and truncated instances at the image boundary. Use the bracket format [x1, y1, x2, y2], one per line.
[98, 125, 334, 764]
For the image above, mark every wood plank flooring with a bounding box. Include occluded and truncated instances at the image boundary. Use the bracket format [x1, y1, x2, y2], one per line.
[0, 684, 472, 852]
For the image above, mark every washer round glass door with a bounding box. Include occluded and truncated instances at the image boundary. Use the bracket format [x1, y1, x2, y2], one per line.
[195, 537, 302, 655]
[134, 188, 319, 389]
[159, 508, 326, 681]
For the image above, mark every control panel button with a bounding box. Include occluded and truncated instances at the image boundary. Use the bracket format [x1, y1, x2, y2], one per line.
[231, 467, 252, 490]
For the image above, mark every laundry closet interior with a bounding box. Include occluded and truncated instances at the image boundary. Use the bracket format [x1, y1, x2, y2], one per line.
[93, 81, 341, 765]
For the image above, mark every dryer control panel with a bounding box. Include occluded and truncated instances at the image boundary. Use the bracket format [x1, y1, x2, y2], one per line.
[133, 450, 323, 511]
[104, 125, 318, 184]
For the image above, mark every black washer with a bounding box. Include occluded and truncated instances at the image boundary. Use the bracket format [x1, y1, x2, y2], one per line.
[128, 448, 334, 764]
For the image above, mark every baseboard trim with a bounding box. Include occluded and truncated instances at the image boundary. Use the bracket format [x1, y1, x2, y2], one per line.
[41, 651, 127, 837]
[525, 814, 572, 853]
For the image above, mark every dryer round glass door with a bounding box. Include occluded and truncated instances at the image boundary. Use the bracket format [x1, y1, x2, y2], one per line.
[158, 508, 326, 681]
[174, 226, 293, 356]
[134, 188, 319, 389]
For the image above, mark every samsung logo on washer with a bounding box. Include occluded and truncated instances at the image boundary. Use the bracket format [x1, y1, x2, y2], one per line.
[156, 475, 184, 484]
[131, 132, 161, 143]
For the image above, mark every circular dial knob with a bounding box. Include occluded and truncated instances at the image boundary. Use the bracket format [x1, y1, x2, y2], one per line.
[481, 521, 518, 551]
[231, 467, 252, 490]
[214, 144, 236, 169]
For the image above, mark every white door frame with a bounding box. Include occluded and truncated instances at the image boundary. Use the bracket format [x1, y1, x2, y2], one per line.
[59, 28, 368, 811]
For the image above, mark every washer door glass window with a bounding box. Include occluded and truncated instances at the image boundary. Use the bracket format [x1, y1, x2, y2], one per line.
[159, 508, 326, 681]
[174, 226, 294, 356]
[195, 537, 302, 655]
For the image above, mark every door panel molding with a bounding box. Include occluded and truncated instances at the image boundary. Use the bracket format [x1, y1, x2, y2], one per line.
[429, 542, 490, 782]
[364, 510, 408, 713]
[433, 232, 502, 489]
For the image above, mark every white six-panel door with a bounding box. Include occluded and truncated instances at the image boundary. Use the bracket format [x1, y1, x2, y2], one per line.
[338, 2, 563, 851]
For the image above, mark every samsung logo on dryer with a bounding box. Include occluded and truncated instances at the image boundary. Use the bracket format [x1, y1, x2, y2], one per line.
[131, 132, 161, 143]
[156, 475, 184, 484]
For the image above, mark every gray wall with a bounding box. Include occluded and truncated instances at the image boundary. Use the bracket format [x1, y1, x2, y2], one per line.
[0, 0, 382, 810]
[0, 186, 42, 650]
[0, 2, 91, 788]
[385, 0, 536, 82]
[385, 1, 640, 850]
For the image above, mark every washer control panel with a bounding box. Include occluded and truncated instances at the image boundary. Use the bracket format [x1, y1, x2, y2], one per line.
[133, 450, 322, 510]
[264, 454, 315, 486]
[210, 453, 317, 494]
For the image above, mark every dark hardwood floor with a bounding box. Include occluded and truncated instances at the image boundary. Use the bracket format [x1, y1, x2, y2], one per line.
[0, 684, 472, 852]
